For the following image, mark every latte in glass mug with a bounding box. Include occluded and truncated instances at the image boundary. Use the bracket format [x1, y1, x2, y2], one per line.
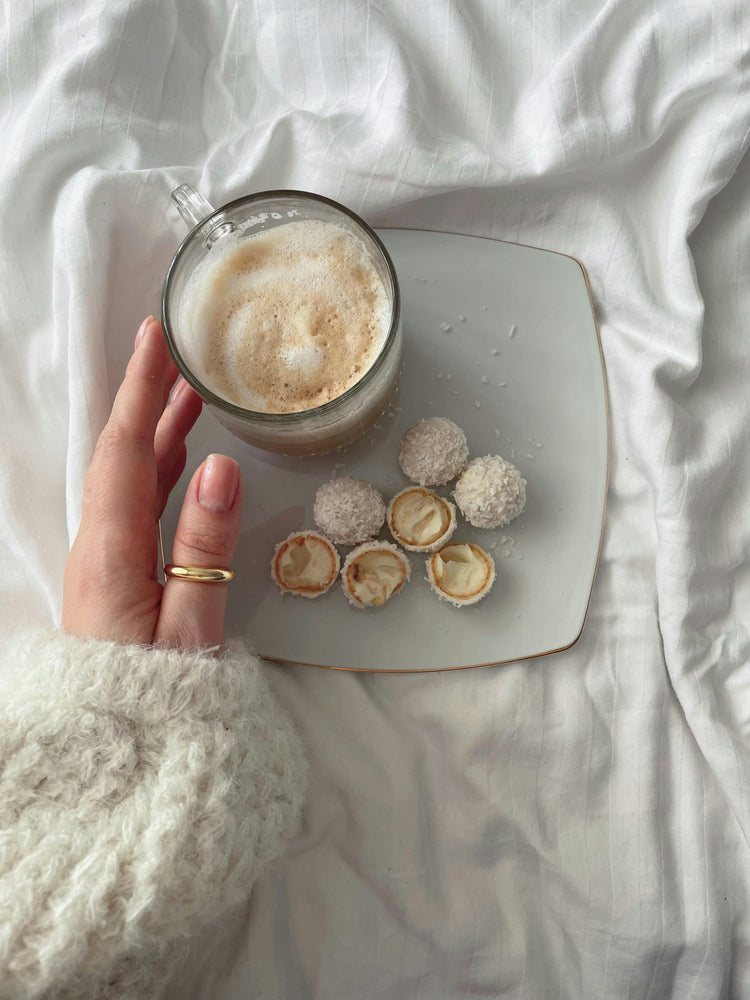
[177, 220, 391, 414]
[162, 188, 402, 455]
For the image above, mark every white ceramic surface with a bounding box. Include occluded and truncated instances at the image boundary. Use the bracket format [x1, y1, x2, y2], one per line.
[161, 229, 609, 672]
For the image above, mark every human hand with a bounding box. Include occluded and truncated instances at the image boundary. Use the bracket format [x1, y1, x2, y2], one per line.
[63, 316, 242, 650]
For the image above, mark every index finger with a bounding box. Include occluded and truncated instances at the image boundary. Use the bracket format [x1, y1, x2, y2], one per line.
[107, 317, 179, 448]
[82, 318, 178, 536]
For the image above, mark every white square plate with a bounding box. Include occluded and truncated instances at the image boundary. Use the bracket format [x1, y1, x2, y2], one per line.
[162, 229, 609, 672]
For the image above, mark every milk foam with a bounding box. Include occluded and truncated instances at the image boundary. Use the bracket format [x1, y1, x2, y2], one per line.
[177, 220, 391, 413]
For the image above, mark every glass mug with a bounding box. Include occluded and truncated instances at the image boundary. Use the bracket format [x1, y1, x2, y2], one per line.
[162, 185, 402, 456]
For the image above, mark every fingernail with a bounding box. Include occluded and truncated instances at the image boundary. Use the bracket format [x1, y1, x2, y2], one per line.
[171, 377, 190, 403]
[198, 454, 239, 513]
[135, 316, 155, 350]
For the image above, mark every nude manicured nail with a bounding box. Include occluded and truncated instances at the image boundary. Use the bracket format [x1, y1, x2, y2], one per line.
[198, 454, 239, 513]
[171, 377, 190, 403]
[135, 316, 155, 349]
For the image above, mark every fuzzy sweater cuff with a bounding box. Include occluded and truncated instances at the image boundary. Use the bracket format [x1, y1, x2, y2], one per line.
[0, 631, 307, 1000]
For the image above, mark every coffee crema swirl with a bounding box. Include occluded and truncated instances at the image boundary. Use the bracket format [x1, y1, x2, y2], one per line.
[179, 220, 391, 414]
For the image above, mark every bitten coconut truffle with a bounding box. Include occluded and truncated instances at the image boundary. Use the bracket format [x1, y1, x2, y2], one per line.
[313, 477, 386, 546]
[387, 487, 457, 552]
[341, 540, 411, 608]
[398, 417, 469, 486]
[271, 531, 340, 598]
[453, 454, 526, 528]
[427, 542, 496, 607]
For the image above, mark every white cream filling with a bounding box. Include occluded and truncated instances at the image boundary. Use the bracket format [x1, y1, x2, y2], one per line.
[391, 490, 449, 546]
[347, 550, 406, 606]
[278, 536, 336, 590]
[431, 544, 491, 598]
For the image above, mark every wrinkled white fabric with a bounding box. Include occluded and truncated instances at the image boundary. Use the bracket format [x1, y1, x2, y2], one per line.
[1, 0, 749, 997]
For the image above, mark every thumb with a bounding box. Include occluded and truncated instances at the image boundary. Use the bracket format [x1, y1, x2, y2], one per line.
[156, 454, 242, 650]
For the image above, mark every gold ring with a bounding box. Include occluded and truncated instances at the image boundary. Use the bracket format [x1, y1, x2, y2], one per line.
[164, 564, 236, 583]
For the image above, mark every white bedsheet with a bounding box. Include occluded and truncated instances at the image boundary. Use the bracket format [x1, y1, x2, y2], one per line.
[2, 1, 750, 996]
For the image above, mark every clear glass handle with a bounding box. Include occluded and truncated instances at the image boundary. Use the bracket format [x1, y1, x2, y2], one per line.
[171, 183, 216, 229]
[171, 183, 237, 247]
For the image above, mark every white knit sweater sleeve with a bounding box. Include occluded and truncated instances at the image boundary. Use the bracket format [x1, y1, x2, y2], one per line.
[0, 630, 308, 1000]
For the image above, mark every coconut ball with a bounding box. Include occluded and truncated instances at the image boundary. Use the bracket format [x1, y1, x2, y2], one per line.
[453, 455, 526, 528]
[398, 417, 469, 486]
[313, 477, 386, 546]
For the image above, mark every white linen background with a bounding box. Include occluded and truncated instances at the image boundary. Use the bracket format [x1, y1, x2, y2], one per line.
[2, 0, 750, 997]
